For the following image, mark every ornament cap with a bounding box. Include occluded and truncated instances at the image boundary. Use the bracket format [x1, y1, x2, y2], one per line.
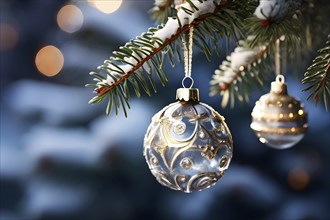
[271, 75, 288, 95]
[176, 88, 199, 103]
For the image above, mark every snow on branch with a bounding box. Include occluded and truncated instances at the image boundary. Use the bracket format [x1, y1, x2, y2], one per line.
[210, 44, 268, 88]
[97, 0, 223, 91]
[210, 37, 270, 108]
[87, 0, 234, 115]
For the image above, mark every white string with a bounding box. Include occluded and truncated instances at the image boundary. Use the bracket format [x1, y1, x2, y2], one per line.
[182, 26, 194, 88]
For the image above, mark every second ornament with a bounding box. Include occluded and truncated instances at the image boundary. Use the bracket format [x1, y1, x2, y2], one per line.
[250, 38, 308, 149]
[250, 75, 308, 149]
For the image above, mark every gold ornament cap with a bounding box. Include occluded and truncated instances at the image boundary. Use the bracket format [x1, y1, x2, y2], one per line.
[271, 75, 288, 95]
[176, 88, 199, 103]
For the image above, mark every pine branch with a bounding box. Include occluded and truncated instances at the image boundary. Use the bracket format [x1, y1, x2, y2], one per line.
[245, 1, 303, 48]
[302, 35, 330, 110]
[209, 38, 272, 108]
[210, 0, 308, 108]
[290, 1, 330, 75]
[150, 0, 177, 23]
[87, 0, 253, 116]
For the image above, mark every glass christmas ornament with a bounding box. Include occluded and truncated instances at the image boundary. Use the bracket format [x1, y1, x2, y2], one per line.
[144, 88, 233, 193]
[250, 75, 308, 149]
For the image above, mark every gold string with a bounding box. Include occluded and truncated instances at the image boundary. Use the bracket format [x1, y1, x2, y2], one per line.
[182, 26, 194, 88]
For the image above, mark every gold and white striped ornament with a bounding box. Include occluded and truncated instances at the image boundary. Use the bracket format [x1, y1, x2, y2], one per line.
[251, 75, 308, 149]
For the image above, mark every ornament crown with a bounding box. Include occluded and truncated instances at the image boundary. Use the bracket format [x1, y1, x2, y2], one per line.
[176, 88, 199, 104]
[271, 75, 288, 95]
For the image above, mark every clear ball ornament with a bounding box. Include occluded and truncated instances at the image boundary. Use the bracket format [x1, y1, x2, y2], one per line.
[250, 75, 308, 149]
[144, 88, 233, 193]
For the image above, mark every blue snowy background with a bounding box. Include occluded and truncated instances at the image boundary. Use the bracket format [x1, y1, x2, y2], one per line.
[1, 1, 329, 220]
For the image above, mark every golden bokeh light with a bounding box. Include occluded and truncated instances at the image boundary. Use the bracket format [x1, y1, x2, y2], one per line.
[88, 0, 123, 14]
[0, 23, 19, 51]
[35, 45, 64, 77]
[288, 167, 309, 191]
[57, 4, 84, 33]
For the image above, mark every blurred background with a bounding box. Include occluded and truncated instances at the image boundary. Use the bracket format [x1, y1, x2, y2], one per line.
[1, 0, 329, 220]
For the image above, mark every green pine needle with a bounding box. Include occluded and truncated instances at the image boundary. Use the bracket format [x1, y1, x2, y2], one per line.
[302, 35, 330, 111]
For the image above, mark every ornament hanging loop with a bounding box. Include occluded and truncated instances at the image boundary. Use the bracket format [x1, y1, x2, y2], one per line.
[182, 76, 194, 88]
[276, 74, 285, 84]
[272, 74, 287, 94]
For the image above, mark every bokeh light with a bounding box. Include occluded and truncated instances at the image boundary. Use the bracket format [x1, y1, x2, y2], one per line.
[88, 0, 123, 14]
[0, 23, 19, 51]
[288, 167, 310, 190]
[57, 4, 84, 33]
[35, 45, 64, 77]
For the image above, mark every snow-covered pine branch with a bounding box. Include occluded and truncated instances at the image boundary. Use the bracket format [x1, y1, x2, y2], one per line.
[210, 44, 268, 89]
[87, 0, 253, 115]
[246, 0, 303, 47]
[103, 0, 222, 87]
[94, 0, 225, 92]
[254, 0, 301, 21]
[209, 0, 304, 107]
[209, 38, 270, 108]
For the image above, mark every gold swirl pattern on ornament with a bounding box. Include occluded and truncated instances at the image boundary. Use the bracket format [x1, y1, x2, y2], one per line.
[144, 102, 234, 192]
[153, 171, 180, 191]
[173, 174, 189, 191]
[207, 105, 233, 144]
[160, 121, 198, 170]
[162, 120, 197, 147]
[169, 139, 198, 170]
[186, 172, 223, 193]
[200, 144, 220, 161]
[151, 170, 225, 193]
